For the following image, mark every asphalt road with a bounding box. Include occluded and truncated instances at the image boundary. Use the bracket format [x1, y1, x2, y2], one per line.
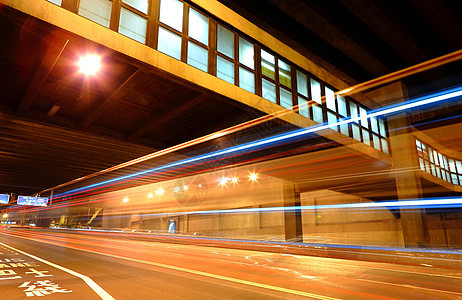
[0, 228, 461, 299]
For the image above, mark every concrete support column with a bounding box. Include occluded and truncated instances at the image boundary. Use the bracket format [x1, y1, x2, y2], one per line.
[388, 112, 426, 247]
[283, 180, 303, 242]
[101, 208, 111, 229]
[368, 81, 426, 247]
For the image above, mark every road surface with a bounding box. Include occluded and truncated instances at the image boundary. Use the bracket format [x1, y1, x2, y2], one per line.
[1, 228, 461, 299]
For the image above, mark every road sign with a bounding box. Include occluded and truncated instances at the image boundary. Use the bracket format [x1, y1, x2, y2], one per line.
[17, 196, 48, 207]
[0, 194, 9, 204]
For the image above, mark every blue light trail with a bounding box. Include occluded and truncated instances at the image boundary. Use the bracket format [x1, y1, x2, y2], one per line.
[53, 85, 462, 199]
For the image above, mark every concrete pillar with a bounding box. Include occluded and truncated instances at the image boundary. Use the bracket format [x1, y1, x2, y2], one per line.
[283, 180, 303, 242]
[101, 208, 111, 229]
[388, 112, 426, 247]
[367, 82, 426, 247]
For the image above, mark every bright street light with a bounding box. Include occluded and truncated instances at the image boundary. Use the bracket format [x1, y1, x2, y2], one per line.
[249, 172, 258, 182]
[78, 54, 101, 75]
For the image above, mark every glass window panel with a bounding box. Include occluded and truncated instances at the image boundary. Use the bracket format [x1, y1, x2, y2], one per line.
[349, 102, 358, 123]
[425, 161, 430, 173]
[371, 117, 379, 133]
[449, 159, 456, 173]
[381, 138, 389, 154]
[337, 95, 347, 117]
[123, 0, 148, 14]
[325, 87, 336, 111]
[459, 175, 462, 185]
[327, 112, 337, 130]
[430, 164, 435, 176]
[280, 88, 293, 109]
[359, 106, 368, 128]
[429, 149, 434, 163]
[439, 153, 445, 168]
[456, 161, 462, 174]
[362, 129, 370, 145]
[119, 8, 147, 43]
[187, 42, 208, 72]
[217, 56, 234, 84]
[239, 67, 255, 93]
[378, 118, 386, 136]
[451, 174, 459, 185]
[157, 27, 182, 60]
[312, 104, 323, 124]
[279, 60, 291, 87]
[261, 49, 275, 80]
[217, 25, 234, 58]
[373, 135, 381, 150]
[296, 71, 308, 97]
[417, 148, 423, 157]
[298, 97, 309, 118]
[78, 0, 112, 28]
[262, 79, 276, 103]
[188, 8, 208, 45]
[310, 79, 321, 104]
[433, 150, 439, 165]
[340, 124, 349, 136]
[352, 124, 361, 141]
[419, 158, 425, 171]
[159, 0, 183, 32]
[443, 156, 448, 170]
[47, 0, 62, 5]
[239, 38, 254, 69]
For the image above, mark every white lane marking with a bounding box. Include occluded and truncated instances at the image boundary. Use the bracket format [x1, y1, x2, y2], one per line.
[0, 276, 22, 280]
[1, 233, 339, 300]
[0, 242, 114, 300]
[357, 278, 462, 296]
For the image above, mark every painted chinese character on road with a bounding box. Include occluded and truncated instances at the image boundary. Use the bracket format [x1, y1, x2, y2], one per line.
[19, 280, 73, 297]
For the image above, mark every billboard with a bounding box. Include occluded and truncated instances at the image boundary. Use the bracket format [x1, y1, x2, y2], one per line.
[17, 196, 48, 207]
[0, 194, 10, 204]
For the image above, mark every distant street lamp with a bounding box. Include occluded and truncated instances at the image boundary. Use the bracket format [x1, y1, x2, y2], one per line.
[122, 197, 129, 228]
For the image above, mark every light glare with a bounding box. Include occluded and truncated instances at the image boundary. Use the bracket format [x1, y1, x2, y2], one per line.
[218, 177, 228, 186]
[156, 188, 165, 195]
[78, 55, 101, 75]
[122, 197, 129, 203]
[249, 172, 258, 181]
